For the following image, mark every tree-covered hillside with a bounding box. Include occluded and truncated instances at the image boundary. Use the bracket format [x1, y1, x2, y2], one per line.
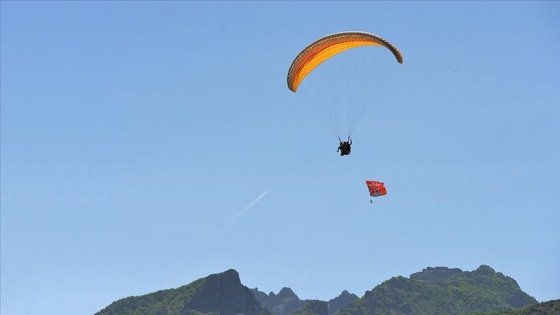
[94, 265, 546, 315]
[95, 269, 270, 315]
[250, 287, 358, 315]
[335, 265, 537, 315]
[475, 299, 560, 315]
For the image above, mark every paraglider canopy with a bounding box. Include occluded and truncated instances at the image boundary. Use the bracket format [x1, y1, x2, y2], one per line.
[286, 31, 403, 142]
[287, 31, 403, 92]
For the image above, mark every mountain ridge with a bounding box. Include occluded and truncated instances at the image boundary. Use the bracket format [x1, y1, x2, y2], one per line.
[335, 265, 537, 315]
[95, 269, 270, 315]
[95, 265, 547, 315]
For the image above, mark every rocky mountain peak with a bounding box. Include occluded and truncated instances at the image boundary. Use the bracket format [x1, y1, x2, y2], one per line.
[277, 287, 298, 299]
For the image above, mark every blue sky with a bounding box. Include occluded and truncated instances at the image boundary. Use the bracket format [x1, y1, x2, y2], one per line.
[1, 1, 559, 314]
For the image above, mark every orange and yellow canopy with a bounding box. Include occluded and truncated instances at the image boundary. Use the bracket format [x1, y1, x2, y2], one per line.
[287, 31, 403, 92]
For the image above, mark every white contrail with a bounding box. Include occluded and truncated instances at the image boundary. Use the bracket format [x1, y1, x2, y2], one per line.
[235, 190, 268, 219]
[173, 190, 269, 271]
[221, 190, 268, 229]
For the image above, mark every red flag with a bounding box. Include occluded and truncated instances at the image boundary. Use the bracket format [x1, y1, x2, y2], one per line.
[365, 181, 387, 197]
